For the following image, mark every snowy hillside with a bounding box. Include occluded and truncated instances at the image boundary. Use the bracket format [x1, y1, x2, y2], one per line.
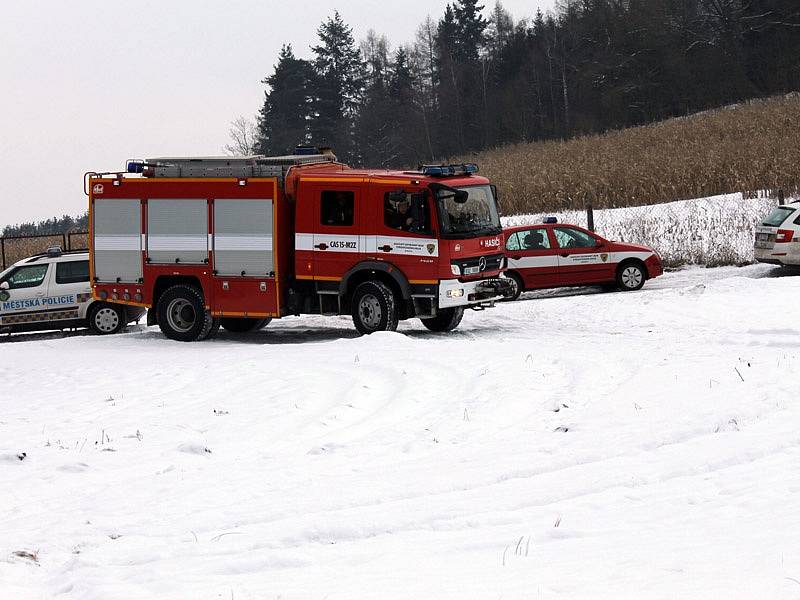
[503, 193, 780, 267]
[3, 264, 800, 599]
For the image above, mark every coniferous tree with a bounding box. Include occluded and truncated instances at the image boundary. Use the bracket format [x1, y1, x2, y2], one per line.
[356, 31, 393, 164]
[309, 11, 367, 163]
[256, 44, 314, 155]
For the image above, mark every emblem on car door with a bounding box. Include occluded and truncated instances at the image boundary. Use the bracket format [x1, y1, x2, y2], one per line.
[427, 244, 435, 255]
[600, 253, 608, 262]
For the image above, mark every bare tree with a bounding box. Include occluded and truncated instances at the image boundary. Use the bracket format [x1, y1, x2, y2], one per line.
[224, 117, 258, 156]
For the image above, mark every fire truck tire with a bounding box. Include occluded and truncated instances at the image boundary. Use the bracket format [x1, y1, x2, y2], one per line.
[502, 272, 524, 301]
[616, 260, 646, 291]
[351, 280, 399, 335]
[88, 302, 125, 335]
[157, 285, 213, 342]
[199, 318, 221, 340]
[420, 307, 464, 332]
[220, 317, 265, 333]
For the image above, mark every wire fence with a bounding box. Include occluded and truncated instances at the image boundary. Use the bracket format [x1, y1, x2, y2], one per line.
[0, 231, 89, 272]
[502, 193, 781, 268]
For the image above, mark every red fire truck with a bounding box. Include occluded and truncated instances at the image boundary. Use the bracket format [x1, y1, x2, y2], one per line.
[86, 151, 512, 341]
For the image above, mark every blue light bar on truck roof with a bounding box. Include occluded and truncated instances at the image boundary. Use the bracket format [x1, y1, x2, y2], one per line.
[543, 216, 558, 224]
[421, 163, 478, 177]
[127, 160, 145, 173]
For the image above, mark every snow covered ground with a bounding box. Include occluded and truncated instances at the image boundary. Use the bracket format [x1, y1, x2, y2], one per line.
[3, 264, 800, 599]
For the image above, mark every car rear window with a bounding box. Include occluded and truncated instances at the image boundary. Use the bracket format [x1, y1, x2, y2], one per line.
[762, 206, 796, 227]
[56, 260, 89, 284]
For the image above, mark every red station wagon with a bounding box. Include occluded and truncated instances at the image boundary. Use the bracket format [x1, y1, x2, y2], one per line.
[502, 220, 663, 300]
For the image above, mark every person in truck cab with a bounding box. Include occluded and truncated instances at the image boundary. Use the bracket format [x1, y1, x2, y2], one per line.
[324, 192, 354, 226]
[389, 199, 414, 231]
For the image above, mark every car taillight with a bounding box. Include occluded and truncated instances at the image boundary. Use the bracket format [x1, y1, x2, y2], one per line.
[777, 229, 794, 243]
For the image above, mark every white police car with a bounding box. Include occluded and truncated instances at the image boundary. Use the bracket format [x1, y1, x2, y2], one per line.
[0, 248, 144, 335]
[754, 200, 800, 267]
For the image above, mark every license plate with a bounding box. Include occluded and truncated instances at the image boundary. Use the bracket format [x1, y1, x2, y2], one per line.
[756, 233, 769, 241]
[755, 241, 770, 249]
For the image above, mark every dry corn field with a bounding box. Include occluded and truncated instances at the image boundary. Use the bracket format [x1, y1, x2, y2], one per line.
[464, 94, 800, 215]
[1, 233, 88, 271]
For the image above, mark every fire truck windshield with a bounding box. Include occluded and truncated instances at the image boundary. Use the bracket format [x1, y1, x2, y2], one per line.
[433, 184, 502, 239]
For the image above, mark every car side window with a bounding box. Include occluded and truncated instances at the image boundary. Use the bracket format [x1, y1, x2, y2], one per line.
[56, 260, 90, 284]
[4, 264, 49, 289]
[553, 227, 596, 249]
[520, 228, 551, 250]
[505, 232, 521, 251]
[320, 191, 354, 227]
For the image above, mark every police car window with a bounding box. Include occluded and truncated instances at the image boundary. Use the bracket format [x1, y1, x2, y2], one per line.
[5, 264, 49, 289]
[56, 260, 89, 284]
[521, 228, 551, 250]
[384, 191, 430, 233]
[505, 232, 521, 251]
[554, 227, 595, 249]
[320, 191, 354, 227]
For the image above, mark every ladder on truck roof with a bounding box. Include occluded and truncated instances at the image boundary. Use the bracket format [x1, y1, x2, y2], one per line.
[127, 152, 335, 179]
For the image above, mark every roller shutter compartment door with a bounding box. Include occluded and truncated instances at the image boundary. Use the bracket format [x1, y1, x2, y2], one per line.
[147, 199, 208, 264]
[93, 199, 142, 283]
[213, 199, 274, 277]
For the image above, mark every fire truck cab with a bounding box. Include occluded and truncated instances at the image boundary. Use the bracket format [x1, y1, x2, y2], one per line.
[87, 152, 512, 341]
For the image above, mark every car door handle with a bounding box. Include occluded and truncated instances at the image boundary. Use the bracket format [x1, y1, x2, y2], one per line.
[379, 245, 393, 252]
[509, 255, 521, 260]
[35, 291, 46, 297]
[314, 243, 328, 250]
[559, 253, 569, 258]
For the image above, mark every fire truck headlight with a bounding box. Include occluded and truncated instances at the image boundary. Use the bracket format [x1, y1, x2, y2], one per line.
[450, 264, 461, 275]
[447, 288, 464, 298]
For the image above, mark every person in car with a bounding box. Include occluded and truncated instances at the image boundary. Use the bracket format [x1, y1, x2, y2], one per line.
[523, 231, 546, 250]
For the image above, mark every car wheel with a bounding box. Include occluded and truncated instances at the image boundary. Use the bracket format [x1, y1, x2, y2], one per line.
[420, 306, 464, 332]
[617, 261, 646, 291]
[502, 272, 524, 301]
[351, 280, 399, 335]
[156, 285, 213, 342]
[220, 317, 266, 333]
[88, 302, 125, 335]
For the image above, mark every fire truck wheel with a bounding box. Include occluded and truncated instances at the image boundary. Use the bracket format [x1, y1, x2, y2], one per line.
[199, 318, 221, 341]
[157, 285, 213, 342]
[351, 280, 399, 335]
[420, 307, 464, 332]
[616, 261, 646, 291]
[88, 302, 125, 335]
[220, 317, 265, 333]
[502, 272, 524, 301]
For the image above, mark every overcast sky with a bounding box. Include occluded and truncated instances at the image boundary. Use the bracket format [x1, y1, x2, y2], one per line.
[0, 1, 556, 228]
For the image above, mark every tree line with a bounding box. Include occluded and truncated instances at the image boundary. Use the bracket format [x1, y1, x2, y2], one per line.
[240, 0, 800, 169]
[2, 214, 88, 238]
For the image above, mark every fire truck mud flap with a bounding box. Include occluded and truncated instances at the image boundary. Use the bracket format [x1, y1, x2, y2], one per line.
[438, 278, 515, 308]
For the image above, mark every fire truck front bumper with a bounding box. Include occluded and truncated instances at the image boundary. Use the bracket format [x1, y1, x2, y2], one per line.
[438, 277, 516, 308]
